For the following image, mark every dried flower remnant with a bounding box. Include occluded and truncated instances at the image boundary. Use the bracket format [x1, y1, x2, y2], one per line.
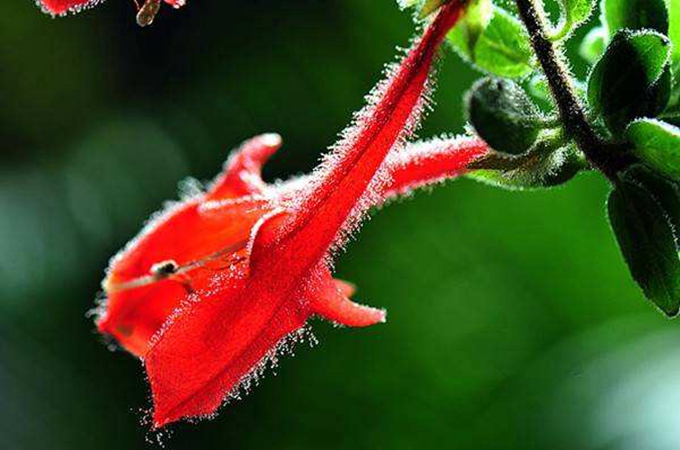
[36, 0, 185, 26]
[96, 1, 483, 429]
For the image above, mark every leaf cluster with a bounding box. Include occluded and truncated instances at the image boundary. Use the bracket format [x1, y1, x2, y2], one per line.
[401, 0, 680, 317]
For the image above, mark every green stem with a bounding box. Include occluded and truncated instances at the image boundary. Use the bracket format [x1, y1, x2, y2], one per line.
[514, 0, 626, 180]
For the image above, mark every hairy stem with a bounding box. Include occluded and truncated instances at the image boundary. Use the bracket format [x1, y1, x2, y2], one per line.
[514, 0, 625, 179]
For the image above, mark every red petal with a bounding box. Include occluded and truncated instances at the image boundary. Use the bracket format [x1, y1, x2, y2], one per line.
[333, 278, 356, 297]
[38, 0, 101, 15]
[145, 260, 311, 428]
[98, 197, 270, 356]
[250, 2, 465, 280]
[163, 0, 185, 8]
[98, 134, 284, 355]
[206, 134, 282, 200]
[309, 270, 385, 327]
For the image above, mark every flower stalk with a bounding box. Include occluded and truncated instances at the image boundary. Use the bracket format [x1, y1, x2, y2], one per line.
[514, 0, 627, 180]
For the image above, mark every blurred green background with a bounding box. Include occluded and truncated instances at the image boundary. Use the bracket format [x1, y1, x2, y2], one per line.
[2, 0, 679, 448]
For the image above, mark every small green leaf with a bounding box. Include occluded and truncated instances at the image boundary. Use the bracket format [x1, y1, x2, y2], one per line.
[466, 77, 546, 154]
[602, 0, 669, 37]
[448, 6, 534, 79]
[446, 0, 493, 56]
[551, 0, 594, 40]
[564, 0, 594, 25]
[587, 30, 672, 135]
[579, 26, 607, 64]
[627, 118, 680, 179]
[608, 176, 680, 317]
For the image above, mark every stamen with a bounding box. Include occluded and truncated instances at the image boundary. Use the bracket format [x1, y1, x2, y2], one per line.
[136, 0, 161, 27]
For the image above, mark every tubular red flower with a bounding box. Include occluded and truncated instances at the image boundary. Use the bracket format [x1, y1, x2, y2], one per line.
[98, 134, 486, 358]
[96, 1, 486, 428]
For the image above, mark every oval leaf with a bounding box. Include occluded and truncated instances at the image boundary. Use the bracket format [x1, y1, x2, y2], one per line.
[602, 0, 669, 37]
[627, 118, 680, 179]
[448, 6, 534, 78]
[587, 30, 672, 135]
[608, 177, 680, 317]
[623, 165, 680, 245]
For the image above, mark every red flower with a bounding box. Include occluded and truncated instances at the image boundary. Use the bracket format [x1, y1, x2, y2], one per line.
[96, 1, 486, 428]
[37, 0, 184, 26]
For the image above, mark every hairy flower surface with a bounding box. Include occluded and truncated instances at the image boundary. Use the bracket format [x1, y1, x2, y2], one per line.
[96, 1, 486, 428]
[37, 0, 184, 25]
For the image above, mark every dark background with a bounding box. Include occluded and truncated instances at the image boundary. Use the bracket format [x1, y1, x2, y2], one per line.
[2, 1, 679, 448]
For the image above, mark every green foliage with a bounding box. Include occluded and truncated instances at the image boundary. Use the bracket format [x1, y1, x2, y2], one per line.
[587, 30, 672, 135]
[579, 26, 607, 64]
[446, 0, 493, 55]
[608, 171, 680, 317]
[551, 0, 595, 41]
[563, 0, 594, 27]
[625, 165, 680, 240]
[601, 0, 670, 37]
[396, 0, 680, 319]
[627, 118, 680, 179]
[670, 0, 680, 69]
[582, 0, 672, 63]
[448, 5, 534, 78]
[465, 77, 547, 154]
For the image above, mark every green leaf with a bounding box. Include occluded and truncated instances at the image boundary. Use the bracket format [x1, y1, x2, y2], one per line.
[661, 100, 680, 125]
[551, 0, 594, 40]
[587, 30, 672, 135]
[466, 77, 546, 155]
[445, 0, 493, 55]
[627, 118, 680, 179]
[448, 6, 534, 79]
[608, 176, 680, 317]
[602, 0, 669, 37]
[623, 165, 680, 241]
[564, 0, 594, 26]
[670, 0, 680, 69]
[579, 26, 607, 64]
